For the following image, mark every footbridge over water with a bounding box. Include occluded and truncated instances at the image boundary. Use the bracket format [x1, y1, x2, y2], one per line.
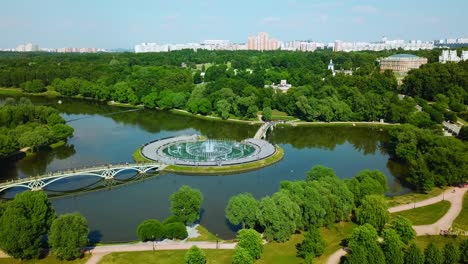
[0, 162, 166, 193]
[254, 122, 278, 140]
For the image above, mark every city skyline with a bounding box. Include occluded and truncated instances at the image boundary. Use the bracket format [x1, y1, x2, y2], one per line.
[1, 0, 467, 49]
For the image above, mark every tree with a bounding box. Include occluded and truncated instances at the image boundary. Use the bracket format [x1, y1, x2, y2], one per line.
[306, 165, 336, 181]
[460, 239, 468, 264]
[22, 79, 46, 93]
[137, 219, 164, 241]
[459, 126, 468, 141]
[0, 191, 56, 259]
[262, 107, 272, 121]
[184, 245, 206, 264]
[50, 124, 74, 141]
[170, 185, 203, 224]
[405, 243, 425, 264]
[17, 127, 50, 152]
[296, 228, 326, 259]
[232, 246, 254, 264]
[355, 195, 389, 231]
[388, 216, 416, 244]
[256, 191, 301, 242]
[236, 229, 263, 260]
[443, 242, 459, 264]
[225, 193, 258, 228]
[48, 213, 89, 260]
[424, 243, 443, 264]
[381, 229, 404, 264]
[163, 222, 188, 240]
[346, 224, 385, 264]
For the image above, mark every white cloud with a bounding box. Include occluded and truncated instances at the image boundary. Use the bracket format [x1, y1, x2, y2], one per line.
[351, 5, 378, 14]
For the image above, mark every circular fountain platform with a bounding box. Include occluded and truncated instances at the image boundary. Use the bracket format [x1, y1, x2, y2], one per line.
[140, 135, 280, 169]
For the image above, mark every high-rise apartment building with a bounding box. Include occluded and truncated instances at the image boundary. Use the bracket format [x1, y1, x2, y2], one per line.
[246, 32, 280, 51]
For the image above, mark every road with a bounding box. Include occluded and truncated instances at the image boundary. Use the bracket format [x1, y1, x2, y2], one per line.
[85, 241, 236, 264]
[326, 187, 467, 264]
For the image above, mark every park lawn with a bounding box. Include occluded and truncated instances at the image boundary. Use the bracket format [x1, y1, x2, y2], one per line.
[0, 255, 89, 264]
[187, 225, 220, 242]
[391, 200, 451, 225]
[132, 147, 152, 163]
[452, 192, 468, 231]
[99, 249, 234, 264]
[387, 187, 446, 207]
[315, 222, 357, 264]
[257, 233, 303, 264]
[413, 235, 466, 250]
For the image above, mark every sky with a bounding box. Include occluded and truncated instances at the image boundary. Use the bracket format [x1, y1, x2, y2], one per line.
[1, 0, 467, 49]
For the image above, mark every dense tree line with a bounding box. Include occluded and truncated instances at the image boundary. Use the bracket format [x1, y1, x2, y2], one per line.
[1, 49, 463, 125]
[387, 125, 468, 191]
[0, 191, 88, 260]
[0, 97, 74, 159]
[225, 165, 393, 261]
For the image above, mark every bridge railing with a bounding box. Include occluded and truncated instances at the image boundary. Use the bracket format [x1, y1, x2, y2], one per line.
[0, 161, 161, 186]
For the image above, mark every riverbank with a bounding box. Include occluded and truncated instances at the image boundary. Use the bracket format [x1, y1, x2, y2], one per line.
[0, 87, 401, 128]
[162, 145, 284, 175]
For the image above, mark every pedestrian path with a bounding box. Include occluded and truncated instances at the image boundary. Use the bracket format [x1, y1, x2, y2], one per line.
[326, 187, 467, 264]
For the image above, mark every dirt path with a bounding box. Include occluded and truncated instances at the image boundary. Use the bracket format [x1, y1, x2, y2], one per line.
[85, 241, 236, 264]
[326, 187, 467, 264]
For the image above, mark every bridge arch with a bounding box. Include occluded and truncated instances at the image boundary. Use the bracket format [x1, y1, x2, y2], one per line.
[41, 173, 107, 189]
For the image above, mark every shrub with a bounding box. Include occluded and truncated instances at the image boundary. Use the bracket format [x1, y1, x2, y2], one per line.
[136, 219, 164, 241]
[163, 222, 188, 240]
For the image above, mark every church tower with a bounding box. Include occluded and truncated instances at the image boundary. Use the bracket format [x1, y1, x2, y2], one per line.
[328, 59, 335, 76]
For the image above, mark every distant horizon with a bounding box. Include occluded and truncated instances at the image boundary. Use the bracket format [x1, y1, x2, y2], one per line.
[1, 0, 467, 49]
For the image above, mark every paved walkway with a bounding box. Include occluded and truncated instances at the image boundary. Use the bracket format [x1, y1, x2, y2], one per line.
[85, 241, 237, 264]
[326, 187, 467, 264]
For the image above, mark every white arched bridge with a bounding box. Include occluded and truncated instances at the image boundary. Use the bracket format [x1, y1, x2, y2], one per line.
[254, 121, 279, 140]
[0, 162, 166, 193]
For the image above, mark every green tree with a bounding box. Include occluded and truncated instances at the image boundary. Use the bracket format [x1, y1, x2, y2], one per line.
[50, 124, 74, 141]
[236, 229, 263, 260]
[346, 224, 385, 264]
[163, 222, 188, 240]
[136, 219, 164, 241]
[459, 126, 468, 141]
[232, 246, 254, 264]
[306, 165, 336, 181]
[381, 229, 404, 264]
[22, 79, 46, 93]
[184, 245, 206, 264]
[355, 195, 389, 231]
[262, 107, 272, 121]
[443, 242, 459, 264]
[388, 216, 416, 244]
[460, 239, 468, 263]
[405, 243, 425, 264]
[170, 185, 203, 224]
[256, 191, 301, 242]
[296, 228, 326, 259]
[424, 243, 443, 264]
[48, 213, 89, 260]
[17, 127, 50, 151]
[0, 191, 56, 259]
[225, 193, 258, 228]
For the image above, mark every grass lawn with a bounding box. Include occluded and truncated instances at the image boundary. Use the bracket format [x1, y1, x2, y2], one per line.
[99, 249, 233, 264]
[315, 222, 357, 264]
[387, 188, 446, 207]
[391, 200, 451, 225]
[0, 255, 89, 264]
[187, 225, 220, 242]
[257, 222, 356, 264]
[132, 147, 152, 163]
[257, 233, 303, 264]
[413, 235, 466, 250]
[453, 192, 468, 231]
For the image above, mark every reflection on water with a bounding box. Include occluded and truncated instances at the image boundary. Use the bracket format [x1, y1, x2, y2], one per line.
[0, 95, 409, 242]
